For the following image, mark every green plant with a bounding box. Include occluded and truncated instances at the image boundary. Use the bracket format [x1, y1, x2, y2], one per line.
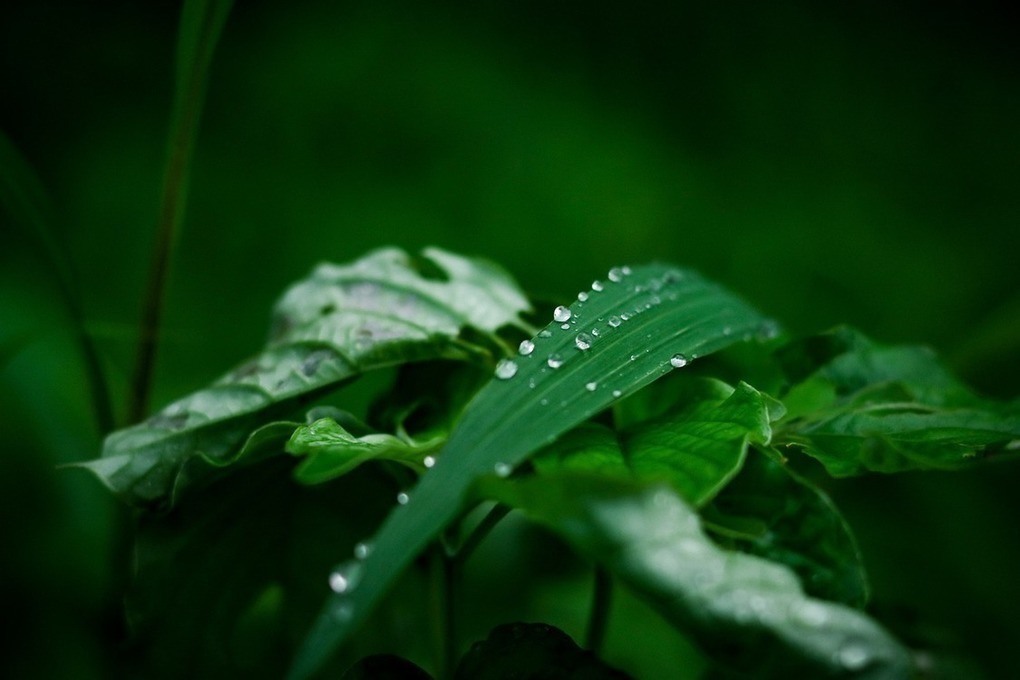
[78, 246, 1020, 679]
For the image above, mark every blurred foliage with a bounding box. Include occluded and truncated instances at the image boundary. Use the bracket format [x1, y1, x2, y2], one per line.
[1, 0, 1018, 677]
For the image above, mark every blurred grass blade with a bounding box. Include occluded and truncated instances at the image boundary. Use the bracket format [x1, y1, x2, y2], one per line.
[482, 473, 913, 679]
[129, 0, 235, 423]
[775, 328, 1020, 475]
[289, 264, 772, 678]
[0, 131, 114, 433]
[77, 247, 530, 508]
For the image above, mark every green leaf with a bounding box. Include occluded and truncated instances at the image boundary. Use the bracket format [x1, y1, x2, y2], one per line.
[705, 452, 869, 607]
[290, 264, 771, 678]
[77, 247, 530, 508]
[536, 380, 774, 507]
[286, 418, 443, 484]
[124, 458, 398, 679]
[776, 329, 1020, 475]
[481, 473, 913, 679]
[453, 622, 632, 680]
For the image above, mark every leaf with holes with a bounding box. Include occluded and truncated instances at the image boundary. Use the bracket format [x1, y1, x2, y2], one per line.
[75, 247, 530, 508]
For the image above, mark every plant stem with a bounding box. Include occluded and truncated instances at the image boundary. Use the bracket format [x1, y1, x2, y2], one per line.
[585, 566, 612, 653]
[453, 503, 511, 565]
[429, 544, 457, 680]
[128, 0, 233, 423]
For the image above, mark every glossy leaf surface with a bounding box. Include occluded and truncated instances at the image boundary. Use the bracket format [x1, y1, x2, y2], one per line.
[77, 247, 529, 508]
[482, 473, 913, 679]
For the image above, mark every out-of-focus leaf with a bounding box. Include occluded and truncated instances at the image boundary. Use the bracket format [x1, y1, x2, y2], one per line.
[454, 622, 632, 680]
[124, 458, 397, 680]
[776, 328, 1020, 476]
[290, 264, 772, 679]
[76, 247, 530, 508]
[341, 654, 432, 680]
[705, 453, 869, 607]
[536, 380, 774, 507]
[286, 418, 443, 484]
[480, 473, 913, 679]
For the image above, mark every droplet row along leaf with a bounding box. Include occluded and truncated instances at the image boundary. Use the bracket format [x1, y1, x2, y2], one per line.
[75, 247, 531, 508]
[289, 264, 773, 678]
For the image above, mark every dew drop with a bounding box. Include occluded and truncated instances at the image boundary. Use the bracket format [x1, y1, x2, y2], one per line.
[621, 312, 631, 321]
[538, 329, 553, 338]
[519, 339, 535, 356]
[837, 644, 870, 671]
[608, 267, 624, 282]
[577, 291, 589, 302]
[354, 542, 372, 560]
[553, 306, 572, 323]
[575, 333, 593, 350]
[585, 381, 598, 392]
[547, 354, 564, 369]
[670, 353, 688, 368]
[591, 328, 600, 337]
[329, 571, 349, 593]
[723, 326, 733, 336]
[592, 280, 604, 292]
[561, 323, 571, 330]
[608, 315, 622, 328]
[622, 265, 632, 275]
[396, 492, 410, 505]
[612, 389, 622, 398]
[495, 358, 518, 379]
[540, 398, 549, 406]
[494, 462, 512, 477]
[528, 377, 536, 389]
[792, 601, 829, 626]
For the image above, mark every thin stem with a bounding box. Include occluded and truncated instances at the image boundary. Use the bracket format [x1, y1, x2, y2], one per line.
[429, 544, 457, 680]
[453, 503, 512, 565]
[128, 0, 233, 422]
[584, 566, 612, 653]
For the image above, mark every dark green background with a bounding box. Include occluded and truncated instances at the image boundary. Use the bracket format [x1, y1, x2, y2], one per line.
[2, 1, 1018, 677]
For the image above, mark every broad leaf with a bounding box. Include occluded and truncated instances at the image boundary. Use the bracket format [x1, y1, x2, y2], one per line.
[775, 329, 1020, 475]
[705, 452, 869, 607]
[286, 418, 443, 484]
[481, 473, 913, 679]
[535, 380, 774, 507]
[290, 264, 772, 678]
[77, 247, 530, 508]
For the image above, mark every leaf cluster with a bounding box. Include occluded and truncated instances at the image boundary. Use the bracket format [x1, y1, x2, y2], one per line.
[79, 247, 1020, 679]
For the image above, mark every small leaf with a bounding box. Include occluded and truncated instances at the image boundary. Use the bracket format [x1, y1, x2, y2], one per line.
[705, 452, 869, 607]
[536, 380, 773, 507]
[480, 473, 914, 679]
[287, 418, 443, 484]
[290, 264, 771, 678]
[454, 622, 632, 680]
[776, 329, 1020, 475]
[76, 247, 530, 508]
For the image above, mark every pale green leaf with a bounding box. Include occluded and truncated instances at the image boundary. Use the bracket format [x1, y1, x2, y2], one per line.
[481, 473, 913, 679]
[77, 247, 530, 508]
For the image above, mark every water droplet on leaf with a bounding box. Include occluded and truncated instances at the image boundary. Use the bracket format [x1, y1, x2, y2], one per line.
[547, 354, 564, 369]
[354, 542, 371, 560]
[592, 280, 604, 292]
[585, 381, 597, 392]
[397, 492, 410, 505]
[612, 389, 622, 398]
[837, 643, 870, 670]
[670, 354, 688, 368]
[495, 358, 518, 379]
[519, 339, 535, 356]
[608, 315, 622, 328]
[577, 291, 589, 302]
[494, 462, 512, 477]
[575, 333, 593, 350]
[608, 267, 624, 282]
[423, 455, 436, 468]
[553, 306, 572, 323]
[538, 330, 553, 338]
